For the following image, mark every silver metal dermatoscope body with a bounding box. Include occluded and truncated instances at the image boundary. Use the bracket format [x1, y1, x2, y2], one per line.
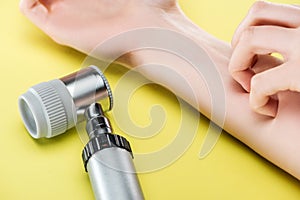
[82, 103, 144, 200]
[18, 66, 113, 139]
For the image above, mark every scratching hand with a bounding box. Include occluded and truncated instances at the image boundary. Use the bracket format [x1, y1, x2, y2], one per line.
[229, 1, 300, 117]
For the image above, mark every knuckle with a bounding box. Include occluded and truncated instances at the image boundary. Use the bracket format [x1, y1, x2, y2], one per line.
[249, 91, 260, 110]
[250, 1, 269, 15]
[296, 29, 300, 42]
[228, 62, 236, 74]
[250, 73, 263, 93]
[289, 80, 299, 92]
[289, 63, 300, 91]
[291, 28, 300, 56]
[240, 26, 256, 44]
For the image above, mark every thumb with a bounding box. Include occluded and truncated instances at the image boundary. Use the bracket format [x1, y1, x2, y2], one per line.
[19, 0, 49, 28]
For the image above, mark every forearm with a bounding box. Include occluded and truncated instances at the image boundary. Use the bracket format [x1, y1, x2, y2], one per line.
[117, 13, 300, 179]
[20, 0, 300, 179]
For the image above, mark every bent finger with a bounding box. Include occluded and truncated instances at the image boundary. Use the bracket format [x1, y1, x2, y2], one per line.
[229, 26, 292, 91]
[251, 54, 283, 74]
[236, 55, 283, 92]
[250, 62, 300, 117]
[232, 1, 300, 47]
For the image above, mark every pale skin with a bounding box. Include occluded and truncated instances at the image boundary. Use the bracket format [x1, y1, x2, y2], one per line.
[20, 0, 300, 179]
[229, 1, 300, 118]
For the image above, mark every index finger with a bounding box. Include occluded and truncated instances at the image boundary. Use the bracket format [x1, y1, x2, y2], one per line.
[232, 1, 300, 47]
[229, 26, 292, 91]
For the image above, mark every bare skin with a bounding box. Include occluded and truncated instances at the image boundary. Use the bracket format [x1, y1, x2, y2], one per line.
[20, 0, 300, 179]
[230, 1, 300, 118]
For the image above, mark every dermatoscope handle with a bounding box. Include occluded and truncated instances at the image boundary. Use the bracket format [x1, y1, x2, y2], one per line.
[82, 103, 144, 200]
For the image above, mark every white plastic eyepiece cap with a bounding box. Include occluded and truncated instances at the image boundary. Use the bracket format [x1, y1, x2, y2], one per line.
[18, 66, 113, 139]
[18, 79, 76, 139]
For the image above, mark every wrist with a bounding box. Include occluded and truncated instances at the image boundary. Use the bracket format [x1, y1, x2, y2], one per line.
[117, 8, 230, 68]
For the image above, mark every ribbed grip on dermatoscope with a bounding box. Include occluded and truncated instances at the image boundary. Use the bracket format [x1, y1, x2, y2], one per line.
[34, 81, 68, 134]
[18, 79, 76, 138]
[82, 133, 133, 172]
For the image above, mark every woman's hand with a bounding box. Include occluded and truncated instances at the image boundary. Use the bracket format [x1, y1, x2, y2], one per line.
[20, 0, 179, 53]
[229, 1, 300, 117]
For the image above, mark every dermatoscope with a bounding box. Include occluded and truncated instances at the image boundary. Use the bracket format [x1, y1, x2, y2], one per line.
[18, 66, 144, 200]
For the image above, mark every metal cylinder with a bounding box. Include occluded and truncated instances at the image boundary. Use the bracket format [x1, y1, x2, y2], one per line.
[87, 148, 144, 200]
[18, 66, 113, 138]
[82, 103, 144, 200]
[60, 66, 113, 121]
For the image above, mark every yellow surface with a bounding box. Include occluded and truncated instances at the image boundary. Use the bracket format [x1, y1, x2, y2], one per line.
[1, 0, 300, 199]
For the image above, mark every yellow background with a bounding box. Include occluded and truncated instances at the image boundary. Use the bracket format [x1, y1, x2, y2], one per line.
[1, 0, 300, 199]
